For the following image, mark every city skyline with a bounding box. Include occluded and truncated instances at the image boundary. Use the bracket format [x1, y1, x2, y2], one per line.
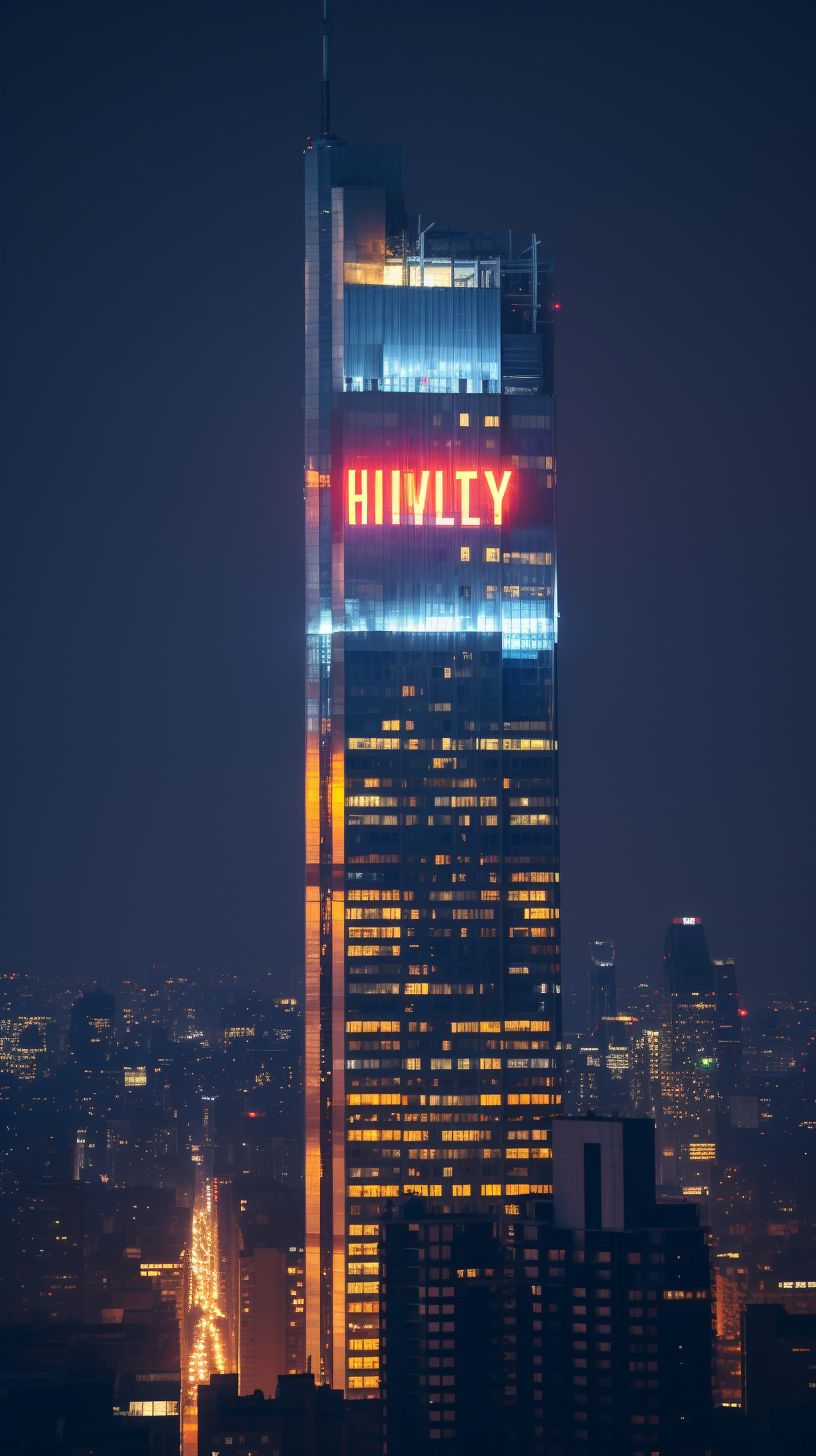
[1, 7, 814, 1452]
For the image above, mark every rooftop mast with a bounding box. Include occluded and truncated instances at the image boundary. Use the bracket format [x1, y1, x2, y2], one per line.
[320, 0, 331, 138]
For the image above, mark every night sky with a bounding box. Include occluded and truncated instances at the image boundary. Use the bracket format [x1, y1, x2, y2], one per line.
[2, 1, 814, 1011]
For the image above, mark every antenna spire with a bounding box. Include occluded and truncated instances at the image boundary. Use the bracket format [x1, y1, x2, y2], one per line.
[320, 1, 331, 138]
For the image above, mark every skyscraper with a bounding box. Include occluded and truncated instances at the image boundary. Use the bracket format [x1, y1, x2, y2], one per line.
[588, 941, 616, 1030]
[658, 919, 716, 1194]
[712, 957, 742, 1101]
[304, 38, 561, 1388]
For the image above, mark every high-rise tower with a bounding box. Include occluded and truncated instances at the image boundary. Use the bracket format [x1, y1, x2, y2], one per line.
[304, 43, 561, 1389]
[588, 939, 616, 1030]
[712, 956, 742, 1101]
[658, 918, 716, 1195]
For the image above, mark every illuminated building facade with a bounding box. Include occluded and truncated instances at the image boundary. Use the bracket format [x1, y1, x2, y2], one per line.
[304, 118, 561, 1388]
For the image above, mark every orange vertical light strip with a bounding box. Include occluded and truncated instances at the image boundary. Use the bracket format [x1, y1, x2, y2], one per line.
[331, 805, 346, 1392]
[304, 874, 321, 1375]
[304, 473, 322, 1377]
[330, 533, 346, 1392]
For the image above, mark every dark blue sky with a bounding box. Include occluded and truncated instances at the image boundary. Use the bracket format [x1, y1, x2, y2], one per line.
[2, 1, 814, 1011]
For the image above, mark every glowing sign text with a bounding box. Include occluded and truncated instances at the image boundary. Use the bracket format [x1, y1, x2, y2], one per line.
[347, 469, 513, 528]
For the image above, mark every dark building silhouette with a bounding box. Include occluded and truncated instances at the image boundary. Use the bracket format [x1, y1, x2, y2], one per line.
[380, 1121, 712, 1456]
[198, 1372, 381, 1456]
[380, 1201, 570, 1456]
[238, 1246, 287, 1397]
[741, 1304, 816, 1454]
[380, 1213, 508, 1456]
[661, 922, 713, 1000]
[69, 988, 116, 1070]
[16, 1181, 84, 1322]
[589, 942, 616, 1030]
[0, 1368, 152, 1456]
[534, 1117, 712, 1456]
[0, 1319, 181, 1455]
[713, 957, 742, 1101]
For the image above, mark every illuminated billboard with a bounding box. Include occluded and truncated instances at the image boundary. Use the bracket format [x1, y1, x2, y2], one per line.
[347, 469, 512, 526]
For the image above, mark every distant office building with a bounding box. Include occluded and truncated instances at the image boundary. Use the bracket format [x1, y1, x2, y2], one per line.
[713, 958, 742, 1100]
[597, 1015, 638, 1113]
[617, 981, 658, 1027]
[729, 1094, 758, 1129]
[589, 942, 616, 1030]
[713, 1256, 747, 1408]
[69, 988, 116, 1070]
[105, 1115, 178, 1186]
[629, 1027, 661, 1119]
[562, 1032, 603, 1114]
[16, 1181, 84, 1322]
[658, 920, 716, 1194]
[0, 1014, 57, 1081]
[231, 1182, 305, 1380]
[564, 1017, 639, 1117]
[285, 1248, 306, 1375]
[239, 1246, 287, 1397]
[742, 1304, 816, 1451]
[535, 1117, 712, 1456]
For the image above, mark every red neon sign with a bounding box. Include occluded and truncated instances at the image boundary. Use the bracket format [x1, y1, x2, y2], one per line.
[347, 468, 512, 527]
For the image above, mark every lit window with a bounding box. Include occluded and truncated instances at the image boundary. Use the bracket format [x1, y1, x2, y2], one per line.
[444, 667, 452, 678]
[402, 685, 415, 697]
[435, 855, 451, 865]
[484, 416, 499, 427]
[381, 720, 400, 731]
[460, 546, 470, 562]
[484, 547, 500, 562]
[459, 413, 470, 427]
